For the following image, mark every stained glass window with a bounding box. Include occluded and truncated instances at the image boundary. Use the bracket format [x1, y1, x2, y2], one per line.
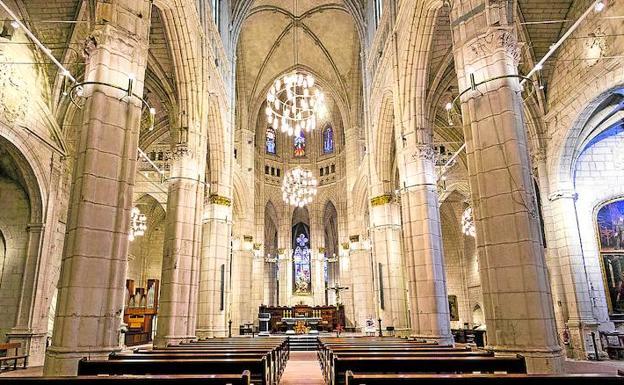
[293, 130, 306, 157]
[266, 127, 276, 155]
[292, 231, 311, 294]
[323, 126, 334, 154]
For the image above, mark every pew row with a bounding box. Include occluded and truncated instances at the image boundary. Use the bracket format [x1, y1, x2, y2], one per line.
[344, 371, 624, 385]
[331, 356, 527, 385]
[78, 358, 269, 385]
[0, 373, 250, 385]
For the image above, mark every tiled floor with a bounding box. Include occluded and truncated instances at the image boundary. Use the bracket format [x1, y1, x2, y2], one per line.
[279, 351, 324, 385]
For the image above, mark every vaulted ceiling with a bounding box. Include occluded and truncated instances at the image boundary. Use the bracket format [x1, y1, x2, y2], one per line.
[236, 0, 361, 116]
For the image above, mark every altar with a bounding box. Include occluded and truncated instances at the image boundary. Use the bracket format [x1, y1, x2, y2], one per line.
[259, 304, 345, 334]
[282, 317, 321, 334]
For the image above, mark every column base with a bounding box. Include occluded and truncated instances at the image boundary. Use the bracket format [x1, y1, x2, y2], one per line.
[196, 328, 228, 339]
[153, 334, 196, 348]
[6, 330, 47, 367]
[491, 346, 565, 374]
[44, 346, 120, 376]
[566, 320, 605, 360]
[410, 333, 455, 346]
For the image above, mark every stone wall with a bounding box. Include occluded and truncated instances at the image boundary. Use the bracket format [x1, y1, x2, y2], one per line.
[574, 127, 624, 326]
[0, 177, 30, 339]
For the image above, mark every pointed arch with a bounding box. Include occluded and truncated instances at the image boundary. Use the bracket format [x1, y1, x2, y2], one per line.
[374, 92, 396, 191]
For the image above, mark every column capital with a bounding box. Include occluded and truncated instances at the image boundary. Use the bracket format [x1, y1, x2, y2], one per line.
[531, 149, 547, 164]
[548, 190, 578, 202]
[466, 28, 520, 66]
[370, 194, 393, 207]
[171, 143, 191, 161]
[207, 194, 232, 207]
[411, 144, 437, 162]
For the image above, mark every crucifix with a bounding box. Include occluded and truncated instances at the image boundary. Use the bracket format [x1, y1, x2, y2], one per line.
[326, 283, 349, 306]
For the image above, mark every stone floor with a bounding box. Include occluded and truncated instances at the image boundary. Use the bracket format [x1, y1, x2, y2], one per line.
[2, 354, 624, 381]
[279, 351, 324, 385]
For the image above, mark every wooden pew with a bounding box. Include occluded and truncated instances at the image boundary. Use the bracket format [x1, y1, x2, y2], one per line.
[331, 356, 527, 385]
[78, 358, 269, 385]
[111, 352, 279, 384]
[0, 373, 250, 385]
[321, 349, 492, 382]
[344, 371, 624, 385]
[161, 339, 288, 381]
[318, 344, 466, 381]
[0, 343, 28, 372]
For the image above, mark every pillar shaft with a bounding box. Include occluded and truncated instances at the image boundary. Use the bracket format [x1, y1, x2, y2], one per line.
[154, 146, 204, 346]
[370, 201, 409, 331]
[197, 201, 232, 338]
[548, 189, 598, 358]
[400, 145, 453, 343]
[44, 4, 150, 374]
[350, 248, 376, 330]
[450, 3, 563, 372]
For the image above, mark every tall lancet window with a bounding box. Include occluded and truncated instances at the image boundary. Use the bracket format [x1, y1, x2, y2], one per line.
[292, 224, 311, 294]
[322, 126, 334, 154]
[266, 127, 277, 155]
[293, 130, 306, 157]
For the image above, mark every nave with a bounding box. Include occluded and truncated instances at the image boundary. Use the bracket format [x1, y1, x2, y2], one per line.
[1, 0, 624, 381]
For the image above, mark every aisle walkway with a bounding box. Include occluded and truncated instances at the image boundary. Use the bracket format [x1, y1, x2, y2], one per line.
[279, 351, 324, 385]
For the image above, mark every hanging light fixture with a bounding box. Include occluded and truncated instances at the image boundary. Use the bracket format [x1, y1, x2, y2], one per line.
[129, 207, 147, 241]
[266, 72, 325, 137]
[265, 0, 325, 137]
[281, 167, 318, 207]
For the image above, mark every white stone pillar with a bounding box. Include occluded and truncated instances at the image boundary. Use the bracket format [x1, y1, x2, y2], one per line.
[154, 145, 204, 347]
[230, 248, 254, 333]
[350, 247, 376, 331]
[370, 200, 409, 332]
[44, 3, 151, 374]
[196, 199, 232, 338]
[399, 145, 453, 344]
[450, 3, 564, 372]
[9, 223, 46, 366]
[548, 189, 598, 358]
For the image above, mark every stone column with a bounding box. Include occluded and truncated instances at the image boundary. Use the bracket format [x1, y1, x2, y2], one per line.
[279, 254, 292, 306]
[230, 247, 254, 332]
[44, 2, 151, 374]
[370, 199, 409, 332]
[154, 144, 204, 347]
[533, 154, 569, 343]
[399, 144, 453, 344]
[349, 247, 376, 331]
[450, 2, 563, 372]
[9, 223, 46, 366]
[338, 249, 355, 327]
[196, 198, 232, 338]
[548, 189, 598, 358]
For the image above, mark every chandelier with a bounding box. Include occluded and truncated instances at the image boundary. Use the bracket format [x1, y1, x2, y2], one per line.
[281, 168, 318, 207]
[461, 207, 476, 237]
[129, 207, 147, 241]
[266, 72, 325, 137]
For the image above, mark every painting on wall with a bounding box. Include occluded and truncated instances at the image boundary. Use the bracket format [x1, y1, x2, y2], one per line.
[448, 295, 459, 321]
[597, 199, 624, 316]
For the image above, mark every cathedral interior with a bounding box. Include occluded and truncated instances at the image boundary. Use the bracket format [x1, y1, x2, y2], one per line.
[0, 0, 624, 381]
